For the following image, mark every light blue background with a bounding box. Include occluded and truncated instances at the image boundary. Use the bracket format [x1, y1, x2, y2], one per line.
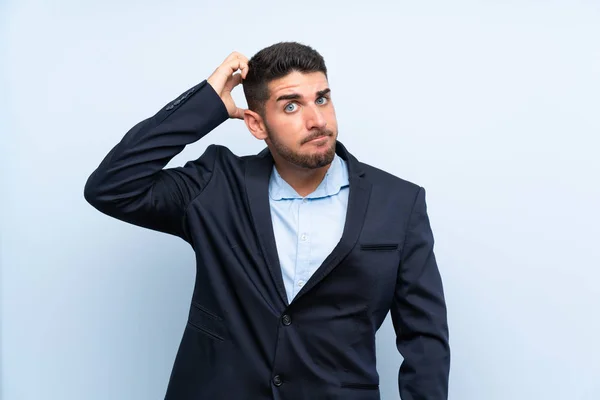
[2, 1, 599, 399]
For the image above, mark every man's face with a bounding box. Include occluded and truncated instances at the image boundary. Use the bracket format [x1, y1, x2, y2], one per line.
[262, 71, 338, 169]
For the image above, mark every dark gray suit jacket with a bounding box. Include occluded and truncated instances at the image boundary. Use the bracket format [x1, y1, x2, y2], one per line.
[84, 80, 450, 400]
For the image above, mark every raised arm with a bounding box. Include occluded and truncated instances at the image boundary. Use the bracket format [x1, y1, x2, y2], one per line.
[391, 187, 451, 400]
[84, 52, 249, 240]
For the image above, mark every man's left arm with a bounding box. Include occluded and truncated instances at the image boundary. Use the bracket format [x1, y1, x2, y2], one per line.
[391, 186, 450, 400]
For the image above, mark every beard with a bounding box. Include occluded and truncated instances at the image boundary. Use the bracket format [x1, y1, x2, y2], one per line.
[266, 126, 337, 169]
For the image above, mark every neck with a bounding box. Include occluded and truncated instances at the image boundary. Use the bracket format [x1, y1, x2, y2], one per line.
[272, 158, 332, 198]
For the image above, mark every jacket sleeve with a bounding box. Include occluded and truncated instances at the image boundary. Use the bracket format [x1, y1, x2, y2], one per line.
[391, 186, 451, 400]
[83, 80, 229, 241]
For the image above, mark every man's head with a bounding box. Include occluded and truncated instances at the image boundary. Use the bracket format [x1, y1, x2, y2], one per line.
[242, 42, 338, 169]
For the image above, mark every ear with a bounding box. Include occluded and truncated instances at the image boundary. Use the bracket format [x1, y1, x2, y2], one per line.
[243, 109, 268, 140]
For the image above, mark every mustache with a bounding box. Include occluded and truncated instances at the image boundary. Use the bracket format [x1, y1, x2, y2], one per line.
[301, 129, 335, 144]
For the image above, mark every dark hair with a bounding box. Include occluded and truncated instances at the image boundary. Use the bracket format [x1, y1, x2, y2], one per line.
[242, 41, 327, 116]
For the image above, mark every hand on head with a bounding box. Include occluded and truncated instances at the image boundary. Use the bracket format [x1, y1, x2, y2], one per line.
[207, 52, 249, 120]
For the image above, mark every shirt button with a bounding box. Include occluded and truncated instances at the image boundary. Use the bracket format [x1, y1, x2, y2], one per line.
[297, 280, 305, 288]
[302, 198, 308, 203]
[273, 375, 283, 386]
[282, 314, 292, 326]
[301, 234, 307, 241]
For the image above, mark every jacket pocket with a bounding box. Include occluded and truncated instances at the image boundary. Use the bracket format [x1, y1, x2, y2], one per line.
[360, 243, 399, 252]
[186, 302, 226, 342]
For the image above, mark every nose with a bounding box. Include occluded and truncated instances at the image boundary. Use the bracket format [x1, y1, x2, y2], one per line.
[305, 104, 327, 131]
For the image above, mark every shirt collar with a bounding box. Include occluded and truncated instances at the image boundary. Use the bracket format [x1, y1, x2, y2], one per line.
[269, 153, 349, 201]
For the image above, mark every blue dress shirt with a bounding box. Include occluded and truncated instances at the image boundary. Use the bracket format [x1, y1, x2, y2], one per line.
[268, 153, 350, 304]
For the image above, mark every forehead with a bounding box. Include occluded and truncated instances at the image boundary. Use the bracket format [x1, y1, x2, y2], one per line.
[267, 71, 329, 99]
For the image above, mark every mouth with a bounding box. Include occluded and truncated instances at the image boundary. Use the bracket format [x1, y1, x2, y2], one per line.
[306, 136, 329, 144]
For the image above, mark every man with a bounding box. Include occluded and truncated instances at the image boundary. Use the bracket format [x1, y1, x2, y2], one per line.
[84, 42, 450, 400]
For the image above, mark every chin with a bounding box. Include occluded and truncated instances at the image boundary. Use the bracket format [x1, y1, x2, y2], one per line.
[304, 146, 336, 168]
[269, 133, 336, 169]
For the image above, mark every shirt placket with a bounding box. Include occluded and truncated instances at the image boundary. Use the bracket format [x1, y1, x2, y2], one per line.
[294, 197, 311, 298]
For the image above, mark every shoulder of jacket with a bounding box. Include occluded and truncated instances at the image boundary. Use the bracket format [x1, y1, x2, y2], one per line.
[360, 161, 422, 192]
[200, 144, 261, 171]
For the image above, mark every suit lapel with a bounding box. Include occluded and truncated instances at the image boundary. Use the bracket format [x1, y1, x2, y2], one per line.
[293, 142, 372, 303]
[245, 150, 289, 308]
[245, 142, 372, 307]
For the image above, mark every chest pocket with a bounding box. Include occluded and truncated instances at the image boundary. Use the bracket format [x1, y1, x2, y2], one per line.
[360, 243, 398, 252]
[332, 242, 400, 304]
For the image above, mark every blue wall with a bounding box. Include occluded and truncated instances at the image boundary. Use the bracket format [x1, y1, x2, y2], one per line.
[2, 1, 599, 398]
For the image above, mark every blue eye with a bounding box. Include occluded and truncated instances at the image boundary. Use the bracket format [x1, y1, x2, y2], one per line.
[316, 97, 328, 105]
[285, 103, 297, 112]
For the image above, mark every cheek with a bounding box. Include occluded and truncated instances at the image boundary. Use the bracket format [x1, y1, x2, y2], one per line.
[324, 107, 337, 124]
[281, 115, 304, 130]
[272, 116, 304, 140]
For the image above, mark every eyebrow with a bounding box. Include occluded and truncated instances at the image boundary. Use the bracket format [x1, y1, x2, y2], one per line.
[275, 88, 331, 102]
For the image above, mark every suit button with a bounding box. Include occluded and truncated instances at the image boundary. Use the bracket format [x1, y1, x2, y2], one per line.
[273, 375, 283, 386]
[281, 314, 291, 326]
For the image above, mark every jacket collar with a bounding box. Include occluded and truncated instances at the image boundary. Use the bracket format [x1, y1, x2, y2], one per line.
[246, 141, 371, 308]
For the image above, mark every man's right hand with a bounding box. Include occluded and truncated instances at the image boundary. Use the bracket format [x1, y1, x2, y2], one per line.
[207, 52, 249, 120]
